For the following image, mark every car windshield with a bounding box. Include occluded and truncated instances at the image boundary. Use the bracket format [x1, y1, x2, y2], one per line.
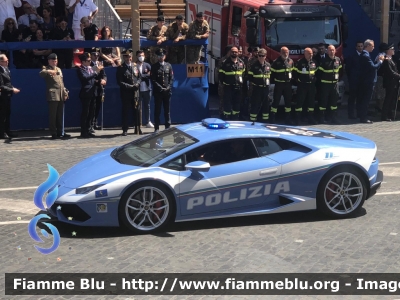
[111, 128, 198, 167]
[265, 17, 340, 48]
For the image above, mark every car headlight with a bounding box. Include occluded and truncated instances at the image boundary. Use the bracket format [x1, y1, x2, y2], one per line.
[75, 184, 105, 194]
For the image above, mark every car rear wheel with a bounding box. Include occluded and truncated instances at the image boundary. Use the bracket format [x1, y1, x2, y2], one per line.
[119, 182, 175, 233]
[317, 167, 367, 218]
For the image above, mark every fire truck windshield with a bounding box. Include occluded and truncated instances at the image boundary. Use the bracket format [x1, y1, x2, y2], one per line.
[265, 17, 341, 49]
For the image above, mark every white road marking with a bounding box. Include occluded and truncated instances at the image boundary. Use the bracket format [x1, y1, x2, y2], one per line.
[0, 220, 30, 225]
[375, 191, 400, 195]
[0, 186, 37, 191]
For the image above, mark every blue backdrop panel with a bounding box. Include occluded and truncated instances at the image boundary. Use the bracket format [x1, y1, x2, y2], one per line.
[334, 0, 380, 59]
[9, 64, 209, 130]
[0, 39, 210, 130]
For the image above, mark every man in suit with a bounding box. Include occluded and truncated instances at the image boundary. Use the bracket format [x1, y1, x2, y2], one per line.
[89, 48, 107, 130]
[380, 43, 400, 121]
[345, 41, 364, 119]
[116, 49, 141, 136]
[135, 50, 153, 128]
[314, 43, 327, 65]
[358, 39, 384, 124]
[151, 48, 174, 132]
[39, 53, 70, 139]
[77, 52, 104, 138]
[0, 54, 20, 139]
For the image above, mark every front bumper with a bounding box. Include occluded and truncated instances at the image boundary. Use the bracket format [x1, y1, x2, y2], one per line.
[47, 198, 121, 227]
[368, 170, 383, 199]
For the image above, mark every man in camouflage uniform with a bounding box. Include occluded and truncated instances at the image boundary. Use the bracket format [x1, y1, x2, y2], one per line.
[186, 12, 209, 64]
[147, 15, 168, 65]
[165, 15, 189, 64]
[217, 45, 233, 118]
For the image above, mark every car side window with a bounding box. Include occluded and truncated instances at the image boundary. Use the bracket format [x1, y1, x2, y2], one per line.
[253, 138, 283, 156]
[185, 139, 259, 167]
[161, 155, 185, 171]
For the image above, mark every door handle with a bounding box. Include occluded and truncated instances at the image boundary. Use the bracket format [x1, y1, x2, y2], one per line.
[260, 168, 278, 175]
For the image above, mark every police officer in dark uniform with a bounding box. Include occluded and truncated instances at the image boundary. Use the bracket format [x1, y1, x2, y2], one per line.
[150, 48, 174, 132]
[90, 48, 107, 130]
[116, 49, 142, 136]
[316, 45, 342, 124]
[294, 47, 318, 125]
[248, 48, 271, 123]
[219, 46, 245, 120]
[77, 52, 104, 138]
[380, 43, 400, 121]
[270, 46, 294, 124]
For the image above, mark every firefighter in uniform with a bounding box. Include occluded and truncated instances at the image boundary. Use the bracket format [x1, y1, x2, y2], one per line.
[316, 45, 342, 124]
[217, 45, 233, 118]
[165, 15, 189, 64]
[186, 12, 209, 64]
[248, 48, 271, 123]
[245, 47, 260, 97]
[294, 48, 318, 125]
[150, 49, 174, 132]
[270, 46, 294, 124]
[219, 46, 245, 120]
[116, 49, 142, 136]
[146, 16, 168, 65]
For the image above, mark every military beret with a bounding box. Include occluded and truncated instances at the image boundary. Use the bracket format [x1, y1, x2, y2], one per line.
[175, 15, 183, 20]
[47, 53, 57, 60]
[155, 48, 166, 56]
[196, 12, 204, 17]
[121, 49, 133, 56]
[79, 53, 90, 62]
[157, 15, 165, 22]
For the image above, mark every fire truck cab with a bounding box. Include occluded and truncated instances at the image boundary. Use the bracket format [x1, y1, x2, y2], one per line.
[186, 0, 348, 102]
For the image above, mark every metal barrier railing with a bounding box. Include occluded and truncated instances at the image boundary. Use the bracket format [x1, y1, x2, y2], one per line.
[93, 0, 123, 39]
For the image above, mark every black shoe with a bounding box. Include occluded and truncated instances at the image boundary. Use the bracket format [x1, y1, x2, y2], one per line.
[360, 119, 373, 124]
[133, 129, 143, 135]
[58, 133, 71, 138]
[88, 132, 95, 137]
[94, 125, 101, 130]
[89, 128, 95, 134]
[1, 133, 10, 139]
[6, 132, 18, 138]
[122, 131, 127, 136]
[381, 118, 392, 122]
[80, 133, 89, 138]
[51, 134, 58, 139]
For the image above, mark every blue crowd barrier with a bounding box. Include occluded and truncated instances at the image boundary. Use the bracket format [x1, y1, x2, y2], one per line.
[0, 38, 209, 130]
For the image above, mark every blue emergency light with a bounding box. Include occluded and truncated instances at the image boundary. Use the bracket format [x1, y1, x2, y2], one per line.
[201, 118, 230, 129]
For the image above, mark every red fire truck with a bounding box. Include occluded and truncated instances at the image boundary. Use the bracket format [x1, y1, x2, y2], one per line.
[186, 0, 348, 100]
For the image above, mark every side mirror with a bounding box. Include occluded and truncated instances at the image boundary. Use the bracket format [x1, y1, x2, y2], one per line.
[185, 161, 210, 172]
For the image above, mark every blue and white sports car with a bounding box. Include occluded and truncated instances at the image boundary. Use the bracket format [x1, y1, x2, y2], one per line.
[49, 119, 383, 233]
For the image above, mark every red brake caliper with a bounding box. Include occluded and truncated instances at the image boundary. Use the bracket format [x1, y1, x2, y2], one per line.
[152, 193, 163, 222]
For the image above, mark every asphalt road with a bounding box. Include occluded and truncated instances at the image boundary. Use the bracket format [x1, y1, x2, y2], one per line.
[1, 112, 400, 300]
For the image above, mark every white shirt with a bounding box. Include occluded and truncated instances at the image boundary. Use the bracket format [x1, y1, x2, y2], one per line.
[18, 13, 44, 26]
[0, 0, 22, 27]
[137, 63, 150, 92]
[68, 0, 97, 28]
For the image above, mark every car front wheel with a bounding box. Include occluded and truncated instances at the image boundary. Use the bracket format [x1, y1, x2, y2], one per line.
[119, 182, 175, 233]
[317, 167, 367, 218]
